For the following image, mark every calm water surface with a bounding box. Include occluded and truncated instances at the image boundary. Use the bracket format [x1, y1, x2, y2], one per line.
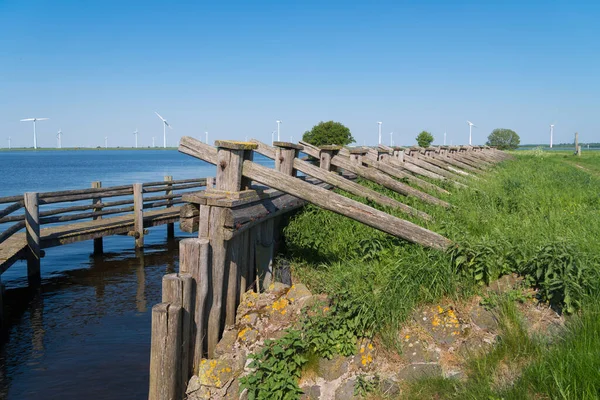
[0, 150, 272, 399]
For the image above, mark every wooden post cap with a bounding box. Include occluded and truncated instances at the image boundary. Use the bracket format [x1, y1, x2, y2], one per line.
[214, 140, 258, 150]
[272, 141, 303, 150]
[319, 145, 342, 151]
[348, 147, 369, 155]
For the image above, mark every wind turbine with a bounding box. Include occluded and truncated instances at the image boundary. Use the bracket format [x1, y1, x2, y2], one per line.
[205, 131, 208, 144]
[152, 137, 155, 148]
[8, 137, 11, 150]
[57, 129, 62, 149]
[155, 112, 172, 148]
[104, 136, 108, 149]
[133, 129, 139, 148]
[550, 124, 555, 148]
[276, 120, 282, 141]
[271, 130, 276, 144]
[20, 117, 49, 149]
[467, 120, 477, 145]
[444, 128, 447, 145]
[377, 122, 383, 145]
[390, 132, 393, 146]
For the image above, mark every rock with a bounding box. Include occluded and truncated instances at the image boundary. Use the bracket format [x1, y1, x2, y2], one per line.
[239, 312, 259, 327]
[415, 305, 463, 345]
[396, 363, 442, 381]
[334, 378, 359, 400]
[237, 326, 259, 345]
[186, 385, 212, 400]
[400, 335, 439, 363]
[458, 336, 494, 358]
[470, 305, 499, 331]
[286, 283, 313, 302]
[300, 385, 321, 400]
[198, 359, 238, 388]
[186, 375, 202, 394]
[223, 378, 242, 400]
[215, 329, 238, 357]
[380, 379, 401, 397]
[318, 355, 350, 381]
[267, 281, 290, 294]
[487, 274, 522, 294]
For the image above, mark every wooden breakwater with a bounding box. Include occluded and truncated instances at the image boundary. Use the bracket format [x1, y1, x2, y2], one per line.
[148, 139, 509, 399]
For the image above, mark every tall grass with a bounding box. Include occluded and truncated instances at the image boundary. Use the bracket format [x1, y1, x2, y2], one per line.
[283, 152, 600, 336]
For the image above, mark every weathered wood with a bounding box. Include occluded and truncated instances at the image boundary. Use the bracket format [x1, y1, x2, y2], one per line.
[149, 302, 182, 400]
[0, 221, 25, 246]
[92, 181, 104, 255]
[24, 192, 41, 286]
[143, 182, 205, 193]
[258, 219, 274, 290]
[179, 238, 210, 374]
[40, 189, 134, 205]
[0, 201, 24, 220]
[250, 140, 432, 220]
[180, 137, 450, 248]
[165, 176, 175, 239]
[207, 207, 227, 358]
[274, 142, 299, 176]
[133, 183, 144, 248]
[206, 177, 215, 188]
[162, 273, 194, 396]
[216, 142, 257, 192]
[226, 234, 242, 326]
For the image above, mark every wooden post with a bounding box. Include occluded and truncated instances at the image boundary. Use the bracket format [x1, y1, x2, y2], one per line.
[133, 183, 144, 248]
[149, 303, 183, 400]
[162, 273, 194, 397]
[179, 238, 210, 374]
[165, 176, 175, 239]
[319, 145, 341, 171]
[273, 141, 301, 177]
[91, 181, 103, 255]
[206, 177, 214, 188]
[24, 192, 41, 286]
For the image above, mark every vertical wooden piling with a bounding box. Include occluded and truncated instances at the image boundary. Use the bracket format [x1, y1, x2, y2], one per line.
[149, 303, 182, 400]
[165, 176, 175, 239]
[319, 145, 341, 171]
[24, 192, 41, 286]
[206, 177, 214, 188]
[179, 238, 210, 375]
[162, 273, 194, 397]
[91, 181, 103, 255]
[133, 183, 144, 248]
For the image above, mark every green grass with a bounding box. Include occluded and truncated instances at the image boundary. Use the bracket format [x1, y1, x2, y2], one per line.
[283, 150, 600, 341]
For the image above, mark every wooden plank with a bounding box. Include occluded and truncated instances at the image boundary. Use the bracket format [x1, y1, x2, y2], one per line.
[0, 201, 24, 221]
[207, 207, 227, 358]
[250, 139, 431, 220]
[242, 160, 451, 249]
[149, 302, 182, 400]
[165, 176, 175, 239]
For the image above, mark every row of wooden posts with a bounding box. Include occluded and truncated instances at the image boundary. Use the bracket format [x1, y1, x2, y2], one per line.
[148, 139, 509, 399]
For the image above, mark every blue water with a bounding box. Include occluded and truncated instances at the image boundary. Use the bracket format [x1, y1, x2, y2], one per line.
[0, 149, 273, 400]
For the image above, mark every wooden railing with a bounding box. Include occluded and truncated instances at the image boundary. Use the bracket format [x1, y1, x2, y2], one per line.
[0, 177, 212, 279]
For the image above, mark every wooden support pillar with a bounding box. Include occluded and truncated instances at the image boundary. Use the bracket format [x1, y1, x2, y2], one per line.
[91, 181, 103, 255]
[206, 177, 214, 188]
[165, 176, 175, 239]
[24, 192, 41, 286]
[162, 273, 194, 397]
[349, 147, 368, 165]
[149, 303, 182, 400]
[179, 238, 210, 374]
[319, 145, 341, 171]
[273, 141, 302, 177]
[133, 183, 144, 248]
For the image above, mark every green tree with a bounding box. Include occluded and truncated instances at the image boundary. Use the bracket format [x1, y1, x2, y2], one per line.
[416, 131, 434, 147]
[302, 121, 355, 147]
[486, 128, 520, 150]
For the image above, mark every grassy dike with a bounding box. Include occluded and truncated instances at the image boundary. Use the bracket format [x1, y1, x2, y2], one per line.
[274, 150, 600, 399]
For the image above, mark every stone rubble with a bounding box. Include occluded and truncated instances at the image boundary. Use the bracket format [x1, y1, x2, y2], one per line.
[186, 275, 564, 399]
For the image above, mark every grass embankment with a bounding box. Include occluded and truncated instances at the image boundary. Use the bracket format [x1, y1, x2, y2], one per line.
[281, 151, 600, 398]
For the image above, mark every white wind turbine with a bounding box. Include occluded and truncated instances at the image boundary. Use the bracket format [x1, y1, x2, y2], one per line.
[467, 120, 477, 145]
[390, 132, 394, 146]
[155, 112, 172, 148]
[104, 136, 108, 149]
[377, 122, 383, 145]
[205, 131, 208, 144]
[444, 128, 447, 145]
[276, 120, 282, 141]
[133, 129, 139, 148]
[57, 129, 62, 148]
[20, 117, 49, 149]
[550, 124, 555, 148]
[8, 137, 11, 150]
[271, 130, 276, 144]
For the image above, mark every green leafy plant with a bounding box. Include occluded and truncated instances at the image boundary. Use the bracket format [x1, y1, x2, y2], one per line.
[354, 374, 380, 396]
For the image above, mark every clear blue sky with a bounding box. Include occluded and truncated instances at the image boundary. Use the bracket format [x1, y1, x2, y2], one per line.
[1, 0, 599, 148]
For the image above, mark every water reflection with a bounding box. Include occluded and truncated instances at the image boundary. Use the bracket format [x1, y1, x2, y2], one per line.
[0, 240, 182, 400]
